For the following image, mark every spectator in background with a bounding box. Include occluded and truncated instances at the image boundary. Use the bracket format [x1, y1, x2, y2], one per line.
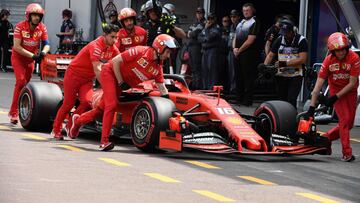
[0, 9, 13, 72]
[198, 12, 221, 90]
[264, 15, 282, 56]
[56, 9, 75, 52]
[187, 7, 205, 89]
[142, 0, 185, 73]
[226, 9, 241, 95]
[136, 14, 146, 27]
[264, 19, 308, 108]
[109, 10, 122, 28]
[219, 15, 231, 88]
[233, 3, 261, 106]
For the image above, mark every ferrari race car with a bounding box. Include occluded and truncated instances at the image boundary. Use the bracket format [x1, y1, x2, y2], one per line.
[18, 72, 331, 155]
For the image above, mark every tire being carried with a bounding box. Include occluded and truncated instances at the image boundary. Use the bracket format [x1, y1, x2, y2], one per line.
[131, 97, 176, 152]
[254, 100, 298, 149]
[19, 82, 63, 131]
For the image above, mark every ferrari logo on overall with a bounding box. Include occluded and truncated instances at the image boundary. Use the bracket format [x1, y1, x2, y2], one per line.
[22, 31, 30, 38]
[121, 37, 132, 45]
[137, 58, 148, 68]
[329, 63, 340, 72]
[135, 36, 140, 43]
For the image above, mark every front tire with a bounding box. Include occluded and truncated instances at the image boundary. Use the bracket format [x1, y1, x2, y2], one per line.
[254, 100, 298, 149]
[19, 82, 63, 131]
[130, 97, 176, 152]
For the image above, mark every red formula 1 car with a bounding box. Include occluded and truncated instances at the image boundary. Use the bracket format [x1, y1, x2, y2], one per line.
[18, 74, 331, 155]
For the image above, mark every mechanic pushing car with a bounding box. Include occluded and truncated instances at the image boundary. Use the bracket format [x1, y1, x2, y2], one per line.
[116, 8, 147, 52]
[9, 3, 50, 124]
[51, 24, 120, 140]
[69, 34, 178, 151]
[306, 32, 360, 162]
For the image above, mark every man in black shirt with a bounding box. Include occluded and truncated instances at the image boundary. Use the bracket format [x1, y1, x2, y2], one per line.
[264, 19, 308, 108]
[233, 3, 261, 106]
[109, 10, 122, 28]
[142, 0, 185, 73]
[226, 9, 241, 94]
[187, 7, 205, 89]
[0, 9, 13, 72]
[57, 9, 75, 53]
[198, 13, 222, 90]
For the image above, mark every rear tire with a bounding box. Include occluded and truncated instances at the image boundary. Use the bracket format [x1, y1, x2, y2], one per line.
[254, 100, 298, 148]
[130, 97, 176, 152]
[19, 82, 63, 131]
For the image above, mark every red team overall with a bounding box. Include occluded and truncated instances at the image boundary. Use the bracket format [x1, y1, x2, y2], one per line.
[51, 25, 120, 140]
[116, 8, 147, 52]
[70, 34, 178, 151]
[308, 32, 360, 162]
[9, 3, 50, 124]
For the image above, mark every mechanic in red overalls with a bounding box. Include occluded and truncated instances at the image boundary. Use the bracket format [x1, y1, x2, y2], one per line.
[69, 34, 178, 151]
[307, 32, 360, 162]
[51, 24, 120, 140]
[116, 7, 147, 52]
[9, 3, 50, 124]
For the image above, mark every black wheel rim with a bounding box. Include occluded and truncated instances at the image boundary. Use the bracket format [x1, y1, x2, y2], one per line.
[134, 108, 151, 140]
[19, 92, 31, 121]
[258, 112, 274, 147]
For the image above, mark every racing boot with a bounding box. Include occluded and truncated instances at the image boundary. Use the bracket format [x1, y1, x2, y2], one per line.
[341, 155, 355, 162]
[8, 114, 18, 125]
[99, 142, 115, 151]
[69, 114, 80, 139]
[51, 130, 64, 140]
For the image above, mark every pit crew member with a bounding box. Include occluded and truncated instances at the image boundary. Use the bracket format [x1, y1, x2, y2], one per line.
[307, 32, 360, 162]
[9, 3, 50, 124]
[69, 34, 178, 151]
[51, 24, 120, 140]
[116, 8, 147, 52]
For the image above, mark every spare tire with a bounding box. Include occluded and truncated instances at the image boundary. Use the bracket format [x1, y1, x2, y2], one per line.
[19, 82, 63, 131]
[130, 97, 176, 152]
[254, 100, 298, 148]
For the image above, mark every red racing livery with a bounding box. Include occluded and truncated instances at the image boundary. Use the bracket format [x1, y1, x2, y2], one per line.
[116, 26, 147, 52]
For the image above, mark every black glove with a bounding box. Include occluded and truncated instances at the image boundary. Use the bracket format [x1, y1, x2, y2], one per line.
[39, 51, 46, 60]
[257, 63, 267, 72]
[161, 94, 169, 99]
[324, 95, 338, 107]
[32, 54, 42, 63]
[303, 106, 315, 120]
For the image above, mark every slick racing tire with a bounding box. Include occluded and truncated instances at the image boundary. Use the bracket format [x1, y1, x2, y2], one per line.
[254, 100, 298, 148]
[131, 97, 176, 152]
[19, 82, 63, 131]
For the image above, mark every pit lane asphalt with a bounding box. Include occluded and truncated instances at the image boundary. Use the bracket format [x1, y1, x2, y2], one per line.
[0, 72, 359, 203]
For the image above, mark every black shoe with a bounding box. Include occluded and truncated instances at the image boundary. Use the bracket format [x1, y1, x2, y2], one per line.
[341, 155, 355, 162]
[99, 142, 115, 151]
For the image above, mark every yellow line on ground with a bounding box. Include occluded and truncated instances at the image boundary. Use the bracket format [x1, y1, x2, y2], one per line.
[0, 111, 8, 115]
[296, 193, 339, 203]
[238, 176, 277, 185]
[98, 158, 131, 167]
[0, 125, 11, 130]
[21, 133, 47, 141]
[144, 173, 181, 183]
[185, 160, 221, 169]
[350, 138, 360, 143]
[193, 190, 235, 202]
[57, 144, 83, 152]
